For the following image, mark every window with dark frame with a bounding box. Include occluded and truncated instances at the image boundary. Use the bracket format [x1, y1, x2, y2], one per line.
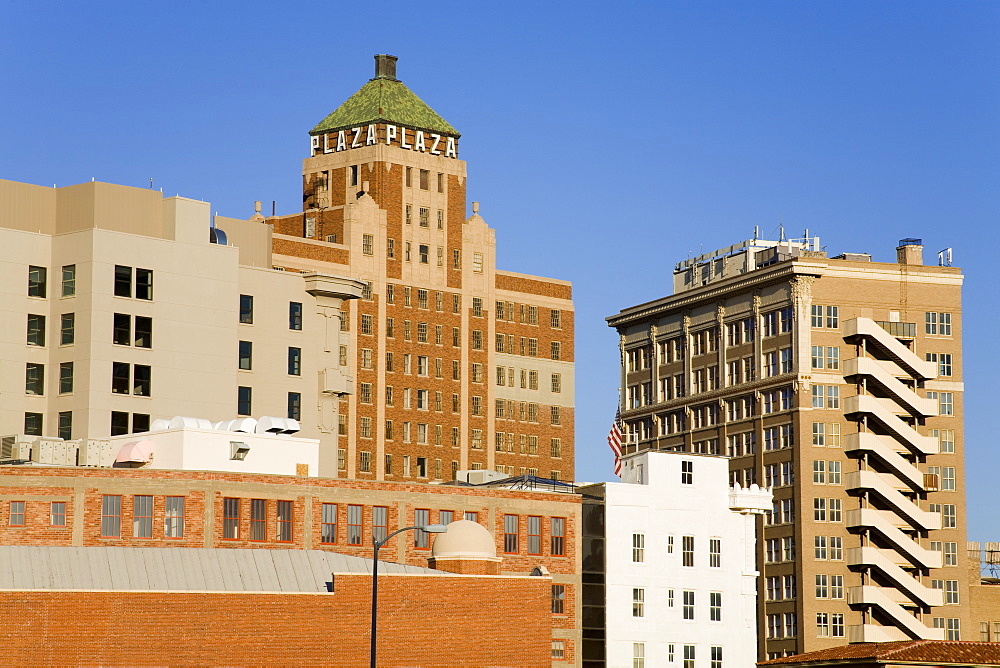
[289, 302, 302, 330]
[288, 347, 301, 375]
[414, 508, 430, 548]
[24, 413, 42, 436]
[551, 517, 565, 555]
[239, 295, 254, 324]
[28, 266, 47, 298]
[287, 392, 301, 420]
[237, 386, 252, 416]
[373, 506, 388, 543]
[61, 265, 75, 297]
[239, 341, 252, 370]
[60, 313, 75, 345]
[27, 314, 45, 346]
[110, 411, 129, 436]
[113, 313, 131, 345]
[114, 265, 132, 297]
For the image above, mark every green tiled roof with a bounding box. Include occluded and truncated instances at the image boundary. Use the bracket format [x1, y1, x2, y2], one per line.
[311, 77, 458, 137]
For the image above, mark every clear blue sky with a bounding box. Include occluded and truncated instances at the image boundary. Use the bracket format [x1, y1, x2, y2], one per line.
[2, 1, 997, 539]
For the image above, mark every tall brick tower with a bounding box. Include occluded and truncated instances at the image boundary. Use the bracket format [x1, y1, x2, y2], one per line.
[269, 55, 575, 481]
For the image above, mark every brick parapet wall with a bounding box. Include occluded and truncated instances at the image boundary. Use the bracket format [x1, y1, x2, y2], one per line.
[0, 573, 549, 666]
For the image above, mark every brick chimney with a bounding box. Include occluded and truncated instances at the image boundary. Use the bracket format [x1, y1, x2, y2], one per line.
[373, 54, 398, 81]
[896, 238, 923, 265]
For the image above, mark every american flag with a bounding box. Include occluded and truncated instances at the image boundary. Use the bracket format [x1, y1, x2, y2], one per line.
[608, 407, 623, 476]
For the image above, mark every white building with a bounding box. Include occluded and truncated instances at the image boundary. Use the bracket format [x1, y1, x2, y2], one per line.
[579, 451, 771, 668]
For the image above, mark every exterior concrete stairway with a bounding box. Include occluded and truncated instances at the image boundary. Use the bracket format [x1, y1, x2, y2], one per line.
[844, 395, 938, 455]
[846, 470, 941, 531]
[846, 508, 943, 569]
[847, 546, 944, 607]
[843, 318, 938, 380]
[847, 585, 945, 640]
[845, 432, 925, 491]
[844, 357, 937, 417]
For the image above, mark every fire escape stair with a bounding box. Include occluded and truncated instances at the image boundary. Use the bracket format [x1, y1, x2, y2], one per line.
[843, 318, 938, 380]
[847, 585, 946, 640]
[846, 508, 942, 570]
[844, 395, 938, 456]
[845, 432, 925, 491]
[846, 470, 941, 531]
[846, 546, 944, 607]
[844, 357, 937, 417]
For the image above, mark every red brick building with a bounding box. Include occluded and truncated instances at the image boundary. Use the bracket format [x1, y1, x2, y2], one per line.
[0, 464, 581, 666]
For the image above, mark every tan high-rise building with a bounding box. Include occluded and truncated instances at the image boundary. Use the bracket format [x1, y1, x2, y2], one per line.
[266, 55, 575, 482]
[606, 235, 968, 658]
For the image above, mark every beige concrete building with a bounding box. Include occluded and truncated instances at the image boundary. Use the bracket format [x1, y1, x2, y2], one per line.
[606, 235, 968, 658]
[0, 177, 364, 472]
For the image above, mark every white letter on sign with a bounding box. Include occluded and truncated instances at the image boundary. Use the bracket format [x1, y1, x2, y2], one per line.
[351, 128, 362, 148]
[445, 137, 457, 158]
[385, 125, 397, 145]
[400, 128, 412, 149]
[336, 131, 347, 152]
[323, 133, 333, 154]
[414, 131, 425, 152]
[429, 134, 441, 155]
[311, 136, 320, 154]
[366, 124, 377, 145]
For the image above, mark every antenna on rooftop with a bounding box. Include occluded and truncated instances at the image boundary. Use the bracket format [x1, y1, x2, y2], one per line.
[753, 226, 759, 243]
[149, 178, 154, 190]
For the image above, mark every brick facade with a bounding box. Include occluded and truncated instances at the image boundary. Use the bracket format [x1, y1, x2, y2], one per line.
[0, 575, 550, 667]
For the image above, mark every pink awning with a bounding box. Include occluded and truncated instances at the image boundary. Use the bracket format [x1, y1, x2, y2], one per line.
[115, 440, 154, 464]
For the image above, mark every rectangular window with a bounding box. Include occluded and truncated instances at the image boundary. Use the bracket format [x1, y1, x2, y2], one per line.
[289, 302, 303, 330]
[133, 365, 151, 396]
[101, 495, 122, 538]
[347, 505, 363, 545]
[684, 645, 695, 668]
[681, 460, 693, 484]
[288, 347, 301, 375]
[61, 265, 75, 296]
[276, 500, 293, 542]
[25, 363, 44, 396]
[249, 498, 267, 541]
[710, 646, 722, 668]
[222, 498, 240, 540]
[710, 591, 722, 621]
[164, 496, 184, 538]
[362, 233, 374, 255]
[27, 313, 46, 346]
[632, 533, 645, 562]
[134, 268, 153, 300]
[542, 584, 564, 616]
[504, 514, 519, 553]
[59, 361, 74, 394]
[237, 386, 252, 416]
[133, 495, 153, 538]
[59, 312, 75, 345]
[239, 294, 254, 323]
[109, 411, 128, 436]
[9, 501, 25, 527]
[551, 517, 565, 556]
[682, 590, 694, 619]
[28, 265, 47, 297]
[682, 535, 694, 567]
[633, 588, 645, 617]
[321, 503, 337, 544]
[709, 538, 721, 567]
[414, 508, 430, 548]
[286, 392, 302, 421]
[50, 501, 66, 527]
[239, 340, 252, 370]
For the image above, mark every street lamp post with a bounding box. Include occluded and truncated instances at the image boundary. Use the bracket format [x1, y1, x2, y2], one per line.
[370, 523, 447, 668]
